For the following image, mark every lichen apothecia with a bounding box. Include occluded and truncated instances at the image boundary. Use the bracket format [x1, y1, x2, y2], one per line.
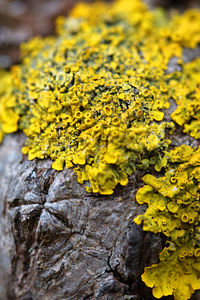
[0, 0, 200, 299]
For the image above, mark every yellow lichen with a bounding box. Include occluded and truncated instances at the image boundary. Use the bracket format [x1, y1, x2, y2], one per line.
[0, 0, 200, 298]
[170, 58, 200, 139]
[0, 0, 200, 194]
[0, 70, 19, 142]
[135, 145, 200, 300]
[142, 246, 200, 300]
[0, 0, 200, 195]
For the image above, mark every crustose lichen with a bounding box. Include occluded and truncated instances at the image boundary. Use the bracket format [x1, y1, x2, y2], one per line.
[0, 0, 200, 299]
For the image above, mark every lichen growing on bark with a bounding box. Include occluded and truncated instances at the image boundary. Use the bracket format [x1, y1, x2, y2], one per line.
[0, 0, 200, 195]
[0, 0, 200, 298]
[135, 145, 200, 300]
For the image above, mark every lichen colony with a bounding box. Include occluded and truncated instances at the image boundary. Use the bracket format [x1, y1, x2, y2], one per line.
[0, 0, 200, 299]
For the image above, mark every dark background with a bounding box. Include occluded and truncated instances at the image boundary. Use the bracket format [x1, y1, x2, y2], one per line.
[0, 0, 199, 69]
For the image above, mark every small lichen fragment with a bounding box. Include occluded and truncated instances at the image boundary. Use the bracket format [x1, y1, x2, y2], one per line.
[135, 145, 200, 300]
[0, 70, 19, 142]
[142, 248, 200, 300]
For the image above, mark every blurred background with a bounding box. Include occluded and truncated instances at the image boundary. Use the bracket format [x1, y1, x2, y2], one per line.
[0, 0, 199, 69]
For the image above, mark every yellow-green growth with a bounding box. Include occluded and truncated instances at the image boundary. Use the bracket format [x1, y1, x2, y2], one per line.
[170, 58, 200, 139]
[0, 69, 19, 142]
[1, 0, 200, 298]
[0, 0, 200, 194]
[135, 145, 200, 300]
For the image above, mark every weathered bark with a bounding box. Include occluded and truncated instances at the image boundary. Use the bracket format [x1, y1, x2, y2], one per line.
[0, 133, 163, 300]
[0, 127, 200, 300]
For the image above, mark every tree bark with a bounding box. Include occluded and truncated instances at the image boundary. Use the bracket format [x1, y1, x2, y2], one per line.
[0, 133, 164, 300]
[0, 127, 200, 300]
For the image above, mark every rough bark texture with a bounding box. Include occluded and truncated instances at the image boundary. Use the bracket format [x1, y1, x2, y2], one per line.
[0, 130, 200, 299]
[0, 133, 163, 300]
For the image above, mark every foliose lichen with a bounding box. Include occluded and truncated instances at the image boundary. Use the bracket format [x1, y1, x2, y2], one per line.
[0, 0, 200, 298]
[135, 145, 200, 300]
